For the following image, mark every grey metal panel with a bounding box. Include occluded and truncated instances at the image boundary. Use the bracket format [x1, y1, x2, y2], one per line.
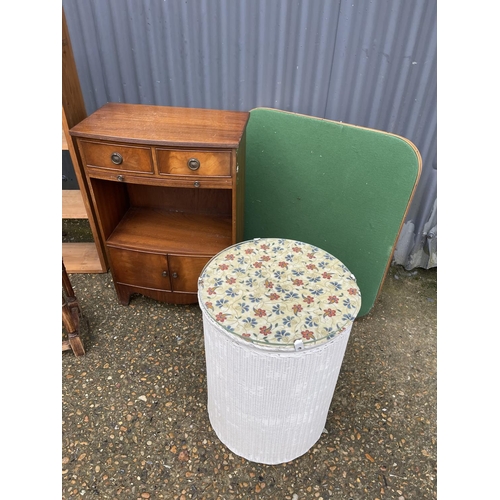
[62, 0, 436, 269]
[64, 0, 343, 113]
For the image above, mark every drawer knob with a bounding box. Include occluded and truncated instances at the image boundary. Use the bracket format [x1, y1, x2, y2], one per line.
[171, 272, 178, 279]
[162, 271, 168, 277]
[117, 175, 125, 182]
[187, 158, 200, 171]
[111, 152, 123, 165]
[193, 181, 201, 188]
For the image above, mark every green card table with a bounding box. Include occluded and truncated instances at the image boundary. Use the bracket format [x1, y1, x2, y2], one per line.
[244, 108, 421, 317]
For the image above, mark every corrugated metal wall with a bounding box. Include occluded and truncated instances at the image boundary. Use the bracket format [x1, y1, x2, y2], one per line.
[63, 0, 437, 269]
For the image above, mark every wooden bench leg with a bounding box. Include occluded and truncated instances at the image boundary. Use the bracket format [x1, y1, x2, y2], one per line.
[62, 261, 85, 357]
[62, 295, 85, 356]
[62, 261, 76, 299]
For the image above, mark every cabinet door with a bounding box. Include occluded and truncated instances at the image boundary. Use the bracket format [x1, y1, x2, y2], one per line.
[108, 246, 171, 291]
[168, 255, 212, 293]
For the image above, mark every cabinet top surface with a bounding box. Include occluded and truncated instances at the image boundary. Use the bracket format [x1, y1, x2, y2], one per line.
[70, 103, 249, 148]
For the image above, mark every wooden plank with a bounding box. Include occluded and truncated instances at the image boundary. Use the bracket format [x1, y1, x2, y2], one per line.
[62, 243, 106, 273]
[62, 190, 88, 219]
[62, 11, 86, 130]
[62, 127, 68, 150]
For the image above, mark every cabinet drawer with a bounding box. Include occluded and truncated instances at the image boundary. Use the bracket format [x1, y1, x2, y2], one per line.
[168, 255, 212, 292]
[80, 140, 154, 173]
[108, 247, 171, 291]
[156, 149, 231, 177]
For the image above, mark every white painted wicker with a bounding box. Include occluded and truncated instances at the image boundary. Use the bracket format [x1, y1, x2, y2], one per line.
[202, 312, 352, 464]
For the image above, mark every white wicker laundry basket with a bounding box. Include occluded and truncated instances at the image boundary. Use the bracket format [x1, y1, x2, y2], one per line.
[198, 238, 361, 465]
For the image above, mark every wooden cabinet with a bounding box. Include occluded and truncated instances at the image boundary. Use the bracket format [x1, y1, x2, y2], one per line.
[70, 103, 249, 305]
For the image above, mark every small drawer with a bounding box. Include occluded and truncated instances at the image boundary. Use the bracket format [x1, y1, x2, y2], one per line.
[156, 149, 231, 177]
[80, 140, 154, 173]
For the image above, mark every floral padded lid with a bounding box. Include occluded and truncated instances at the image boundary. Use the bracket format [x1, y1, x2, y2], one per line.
[198, 238, 362, 348]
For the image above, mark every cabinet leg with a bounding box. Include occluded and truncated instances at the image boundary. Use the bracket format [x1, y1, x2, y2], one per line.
[115, 285, 131, 306]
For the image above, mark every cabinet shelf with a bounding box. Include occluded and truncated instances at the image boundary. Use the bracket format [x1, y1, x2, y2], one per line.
[107, 207, 232, 255]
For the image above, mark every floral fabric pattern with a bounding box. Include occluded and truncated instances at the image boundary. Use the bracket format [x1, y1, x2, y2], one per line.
[198, 238, 361, 347]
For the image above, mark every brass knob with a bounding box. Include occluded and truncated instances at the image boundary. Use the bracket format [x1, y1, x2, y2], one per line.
[187, 158, 200, 171]
[117, 175, 125, 182]
[162, 271, 168, 277]
[172, 272, 178, 279]
[111, 152, 123, 165]
[193, 181, 200, 188]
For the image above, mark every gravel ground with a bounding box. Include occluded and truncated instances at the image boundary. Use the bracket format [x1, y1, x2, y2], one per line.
[62, 264, 437, 500]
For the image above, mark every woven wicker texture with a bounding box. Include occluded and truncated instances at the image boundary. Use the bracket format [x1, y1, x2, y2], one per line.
[203, 313, 352, 464]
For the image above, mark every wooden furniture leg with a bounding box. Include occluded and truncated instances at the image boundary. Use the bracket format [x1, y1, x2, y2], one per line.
[62, 261, 85, 356]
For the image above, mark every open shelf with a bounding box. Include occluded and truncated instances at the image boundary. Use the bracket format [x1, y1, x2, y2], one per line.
[107, 207, 232, 255]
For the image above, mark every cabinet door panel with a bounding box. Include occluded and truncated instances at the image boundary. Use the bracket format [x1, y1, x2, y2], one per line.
[108, 246, 171, 290]
[168, 255, 212, 292]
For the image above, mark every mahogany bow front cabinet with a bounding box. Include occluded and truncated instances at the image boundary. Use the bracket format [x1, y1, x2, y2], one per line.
[70, 103, 249, 305]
